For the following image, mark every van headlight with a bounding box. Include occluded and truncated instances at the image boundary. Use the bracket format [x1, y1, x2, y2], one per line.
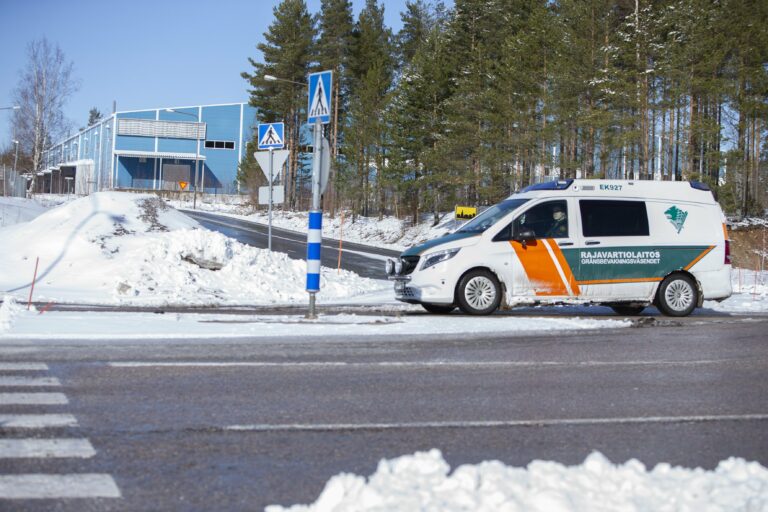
[421, 248, 460, 270]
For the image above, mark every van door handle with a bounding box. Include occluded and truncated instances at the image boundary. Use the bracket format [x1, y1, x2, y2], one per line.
[585, 240, 601, 246]
[558, 242, 574, 247]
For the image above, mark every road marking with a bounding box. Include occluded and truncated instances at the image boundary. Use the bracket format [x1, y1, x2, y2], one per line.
[0, 393, 68, 405]
[0, 439, 95, 458]
[0, 376, 60, 386]
[0, 363, 48, 371]
[108, 358, 767, 369]
[0, 474, 121, 499]
[226, 413, 768, 432]
[0, 414, 78, 428]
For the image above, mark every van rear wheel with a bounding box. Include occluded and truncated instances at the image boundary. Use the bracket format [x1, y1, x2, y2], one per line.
[456, 269, 501, 315]
[656, 274, 698, 317]
[422, 304, 455, 314]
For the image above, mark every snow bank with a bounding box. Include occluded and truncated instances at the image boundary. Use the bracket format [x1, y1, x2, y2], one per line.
[268, 450, 768, 512]
[0, 192, 385, 306]
[705, 268, 768, 313]
[0, 296, 28, 333]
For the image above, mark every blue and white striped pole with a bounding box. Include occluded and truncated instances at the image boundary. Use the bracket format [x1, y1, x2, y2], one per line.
[306, 210, 322, 293]
[306, 119, 324, 318]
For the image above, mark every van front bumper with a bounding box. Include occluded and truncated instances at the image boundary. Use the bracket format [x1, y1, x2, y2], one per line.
[391, 275, 455, 305]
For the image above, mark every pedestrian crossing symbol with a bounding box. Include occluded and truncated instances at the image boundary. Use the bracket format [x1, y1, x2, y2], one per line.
[307, 70, 333, 124]
[258, 122, 285, 150]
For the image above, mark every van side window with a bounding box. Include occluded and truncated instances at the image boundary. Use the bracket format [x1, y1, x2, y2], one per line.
[512, 200, 569, 239]
[580, 200, 649, 237]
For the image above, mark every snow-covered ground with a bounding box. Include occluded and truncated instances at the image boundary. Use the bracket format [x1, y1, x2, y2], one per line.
[268, 449, 768, 512]
[0, 296, 630, 340]
[0, 197, 49, 227]
[705, 269, 768, 313]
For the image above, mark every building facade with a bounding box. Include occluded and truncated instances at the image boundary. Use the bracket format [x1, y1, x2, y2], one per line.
[40, 102, 257, 195]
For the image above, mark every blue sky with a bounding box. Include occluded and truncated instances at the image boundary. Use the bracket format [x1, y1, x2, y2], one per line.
[0, 0, 433, 145]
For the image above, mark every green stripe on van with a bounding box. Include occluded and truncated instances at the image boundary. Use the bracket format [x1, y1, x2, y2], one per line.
[561, 246, 711, 282]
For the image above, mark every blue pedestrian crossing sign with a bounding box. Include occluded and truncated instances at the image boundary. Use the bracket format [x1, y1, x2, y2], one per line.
[307, 70, 333, 124]
[258, 122, 285, 150]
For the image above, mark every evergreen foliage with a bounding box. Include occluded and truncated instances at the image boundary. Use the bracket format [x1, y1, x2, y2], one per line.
[244, 0, 768, 217]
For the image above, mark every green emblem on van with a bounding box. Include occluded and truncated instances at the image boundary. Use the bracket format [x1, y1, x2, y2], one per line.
[665, 206, 688, 233]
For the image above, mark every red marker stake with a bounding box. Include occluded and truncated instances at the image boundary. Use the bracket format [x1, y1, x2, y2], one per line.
[27, 257, 39, 310]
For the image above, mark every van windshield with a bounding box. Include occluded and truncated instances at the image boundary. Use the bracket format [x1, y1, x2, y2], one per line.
[457, 199, 530, 233]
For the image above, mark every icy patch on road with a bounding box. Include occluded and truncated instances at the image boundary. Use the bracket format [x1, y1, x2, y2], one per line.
[268, 450, 768, 512]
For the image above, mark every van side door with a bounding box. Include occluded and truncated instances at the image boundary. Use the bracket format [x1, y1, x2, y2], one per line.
[574, 199, 657, 301]
[494, 199, 580, 300]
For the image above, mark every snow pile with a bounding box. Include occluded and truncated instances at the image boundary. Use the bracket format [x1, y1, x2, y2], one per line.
[0, 296, 27, 333]
[0, 192, 385, 306]
[268, 450, 768, 512]
[705, 269, 768, 313]
[0, 197, 49, 227]
[114, 229, 386, 305]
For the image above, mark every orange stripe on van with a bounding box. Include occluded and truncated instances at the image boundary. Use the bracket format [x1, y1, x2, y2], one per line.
[547, 241, 581, 296]
[510, 240, 569, 296]
[722, 223, 729, 240]
[683, 245, 715, 271]
[577, 277, 662, 285]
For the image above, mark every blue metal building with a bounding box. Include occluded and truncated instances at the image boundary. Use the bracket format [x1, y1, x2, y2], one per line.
[40, 102, 257, 195]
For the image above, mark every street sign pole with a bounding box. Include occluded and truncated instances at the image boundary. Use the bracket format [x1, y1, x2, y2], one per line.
[306, 119, 323, 319]
[268, 148, 273, 251]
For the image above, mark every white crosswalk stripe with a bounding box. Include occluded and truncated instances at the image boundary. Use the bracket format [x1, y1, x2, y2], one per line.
[0, 363, 48, 371]
[0, 474, 122, 499]
[0, 439, 96, 458]
[0, 376, 61, 386]
[0, 392, 68, 405]
[0, 414, 78, 428]
[0, 362, 122, 500]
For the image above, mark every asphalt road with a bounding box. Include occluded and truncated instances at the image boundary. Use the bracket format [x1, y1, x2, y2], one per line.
[182, 209, 401, 280]
[1, 316, 767, 510]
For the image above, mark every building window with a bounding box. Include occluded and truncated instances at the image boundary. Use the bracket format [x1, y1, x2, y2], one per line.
[579, 200, 650, 237]
[205, 140, 235, 150]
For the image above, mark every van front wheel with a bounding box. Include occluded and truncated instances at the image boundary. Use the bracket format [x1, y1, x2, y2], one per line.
[457, 270, 501, 315]
[656, 274, 698, 317]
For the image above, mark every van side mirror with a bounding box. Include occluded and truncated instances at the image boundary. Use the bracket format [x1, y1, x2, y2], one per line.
[513, 229, 536, 242]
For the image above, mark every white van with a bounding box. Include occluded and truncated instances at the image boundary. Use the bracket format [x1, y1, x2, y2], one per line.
[385, 179, 732, 316]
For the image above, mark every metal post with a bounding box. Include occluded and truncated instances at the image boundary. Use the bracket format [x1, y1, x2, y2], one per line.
[306, 119, 324, 319]
[268, 148, 273, 251]
[193, 142, 199, 210]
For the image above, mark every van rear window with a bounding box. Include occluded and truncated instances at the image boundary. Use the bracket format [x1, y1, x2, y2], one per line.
[579, 200, 649, 237]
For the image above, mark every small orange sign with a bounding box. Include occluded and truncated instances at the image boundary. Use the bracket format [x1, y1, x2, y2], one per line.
[179, 181, 188, 190]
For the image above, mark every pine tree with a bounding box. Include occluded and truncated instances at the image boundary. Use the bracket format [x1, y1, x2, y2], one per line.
[316, 0, 354, 215]
[242, 0, 316, 208]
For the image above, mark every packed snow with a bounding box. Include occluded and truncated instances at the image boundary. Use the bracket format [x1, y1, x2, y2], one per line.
[268, 449, 768, 512]
[0, 309, 630, 340]
[705, 269, 768, 313]
[0, 192, 386, 306]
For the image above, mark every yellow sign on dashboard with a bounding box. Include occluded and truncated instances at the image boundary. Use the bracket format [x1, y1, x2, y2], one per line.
[455, 206, 477, 220]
